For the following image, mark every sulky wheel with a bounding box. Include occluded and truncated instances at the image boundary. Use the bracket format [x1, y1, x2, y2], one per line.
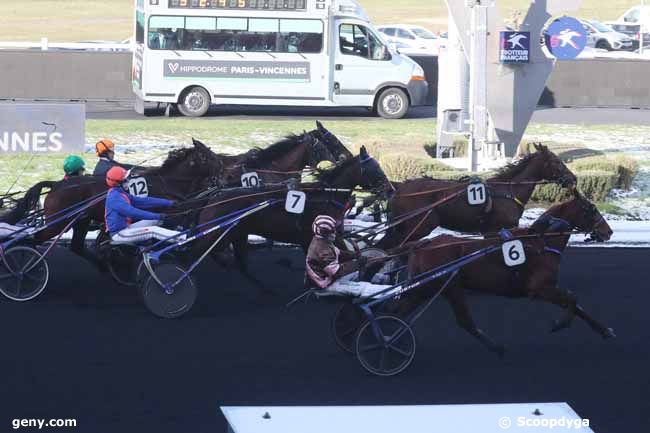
[355, 315, 416, 377]
[332, 303, 367, 354]
[0, 246, 49, 302]
[141, 263, 197, 319]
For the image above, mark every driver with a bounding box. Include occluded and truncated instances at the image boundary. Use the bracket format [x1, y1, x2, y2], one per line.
[104, 167, 182, 244]
[93, 139, 134, 177]
[306, 215, 391, 297]
[63, 155, 86, 180]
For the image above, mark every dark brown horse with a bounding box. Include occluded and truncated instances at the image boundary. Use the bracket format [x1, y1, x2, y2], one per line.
[402, 192, 614, 357]
[194, 146, 389, 272]
[213, 129, 338, 186]
[378, 144, 577, 249]
[1, 140, 223, 263]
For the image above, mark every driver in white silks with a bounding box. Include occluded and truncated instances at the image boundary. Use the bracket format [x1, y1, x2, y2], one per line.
[104, 167, 184, 244]
[305, 215, 392, 298]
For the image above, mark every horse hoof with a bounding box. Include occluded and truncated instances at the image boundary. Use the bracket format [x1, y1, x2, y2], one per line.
[602, 328, 616, 339]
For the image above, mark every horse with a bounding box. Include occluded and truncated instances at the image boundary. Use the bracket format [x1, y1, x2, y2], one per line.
[1, 140, 223, 266]
[401, 191, 614, 357]
[378, 143, 578, 249]
[214, 130, 336, 187]
[193, 146, 390, 275]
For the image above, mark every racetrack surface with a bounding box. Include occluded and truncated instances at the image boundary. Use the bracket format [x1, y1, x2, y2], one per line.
[0, 247, 647, 433]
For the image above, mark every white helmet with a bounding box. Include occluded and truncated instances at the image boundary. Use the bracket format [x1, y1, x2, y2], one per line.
[312, 215, 337, 238]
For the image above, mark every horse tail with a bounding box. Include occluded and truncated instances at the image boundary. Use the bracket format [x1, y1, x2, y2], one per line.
[0, 181, 57, 224]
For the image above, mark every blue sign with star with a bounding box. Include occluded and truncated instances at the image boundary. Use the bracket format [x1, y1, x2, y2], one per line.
[545, 17, 587, 60]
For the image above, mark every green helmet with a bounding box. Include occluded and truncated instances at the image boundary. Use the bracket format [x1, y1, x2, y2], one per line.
[63, 155, 86, 175]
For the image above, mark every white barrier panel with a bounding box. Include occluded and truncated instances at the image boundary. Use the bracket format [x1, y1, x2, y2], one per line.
[0, 103, 85, 154]
[221, 403, 594, 433]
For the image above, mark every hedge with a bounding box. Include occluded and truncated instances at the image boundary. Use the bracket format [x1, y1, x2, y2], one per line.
[389, 154, 638, 203]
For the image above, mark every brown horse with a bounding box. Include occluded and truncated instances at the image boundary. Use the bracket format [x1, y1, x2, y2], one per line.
[402, 191, 614, 357]
[378, 144, 577, 249]
[213, 130, 337, 187]
[1, 140, 223, 264]
[194, 146, 389, 273]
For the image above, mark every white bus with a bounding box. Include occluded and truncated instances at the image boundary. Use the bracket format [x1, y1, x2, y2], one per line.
[132, 0, 427, 118]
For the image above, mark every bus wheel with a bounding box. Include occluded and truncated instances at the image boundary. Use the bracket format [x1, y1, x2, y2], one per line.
[376, 88, 409, 119]
[178, 86, 210, 117]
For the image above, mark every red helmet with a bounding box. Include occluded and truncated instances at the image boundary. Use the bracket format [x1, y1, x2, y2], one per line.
[106, 166, 128, 187]
[312, 215, 337, 237]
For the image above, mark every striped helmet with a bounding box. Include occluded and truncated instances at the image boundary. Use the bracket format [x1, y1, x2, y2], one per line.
[312, 215, 337, 237]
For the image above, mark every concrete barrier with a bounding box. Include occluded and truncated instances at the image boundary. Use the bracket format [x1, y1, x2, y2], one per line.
[541, 59, 650, 108]
[0, 51, 648, 109]
[0, 50, 132, 101]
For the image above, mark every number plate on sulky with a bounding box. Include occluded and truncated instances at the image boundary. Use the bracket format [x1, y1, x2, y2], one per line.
[502, 240, 526, 267]
[467, 183, 487, 205]
[126, 177, 149, 197]
[241, 172, 260, 188]
[285, 191, 306, 214]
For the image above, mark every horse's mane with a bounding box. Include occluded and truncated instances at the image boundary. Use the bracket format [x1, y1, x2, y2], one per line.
[244, 134, 307, 168]
[314, 155, 359, 184]
[489, 150, 541, 180]
[141, 147, 198, 175]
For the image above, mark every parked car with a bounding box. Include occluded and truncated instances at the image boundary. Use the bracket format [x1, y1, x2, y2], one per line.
[376, 25, 444, 55]
[581, 19, 635, 51]
[605, 5, 650, 49]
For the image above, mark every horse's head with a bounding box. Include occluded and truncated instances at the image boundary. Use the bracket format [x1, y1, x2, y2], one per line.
[159, 139, 224, 189]
[312, 121, 354, 162]
[314, 146, 388, 192]
[570, 190, 613, 242]
[532, 143, 577, 188]
[531, 190, 612, 243]
[358, 146, 390, 191]
[301, 131, 336, 167]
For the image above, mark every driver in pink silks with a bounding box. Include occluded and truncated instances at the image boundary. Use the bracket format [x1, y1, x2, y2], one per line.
[306, 215, 391, 298]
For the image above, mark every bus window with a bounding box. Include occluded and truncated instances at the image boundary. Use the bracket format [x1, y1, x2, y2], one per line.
[340, 24, 389, 60]
[340, 24, 368, 58]
[241, 18, 279, 52]
[186, 17, 216, 50]
[213, 17, 248, 51]
[368, 30, 390, 60]
[146, 15, 322, 53]
[279, 19, 323, 53]
[149, 16, 185, 50]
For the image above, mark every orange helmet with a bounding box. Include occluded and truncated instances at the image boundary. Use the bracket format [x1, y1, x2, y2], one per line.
[96, 139, 115, 156]
[106, 166, 128, 187]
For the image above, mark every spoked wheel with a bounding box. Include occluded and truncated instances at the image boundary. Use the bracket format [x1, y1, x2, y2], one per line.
[0, 246, 49, 301]
[355, 315, 416, 377]
[141, 263, 197, 319]
[331, 303, 367, 354]
[107, 245, 141, 287]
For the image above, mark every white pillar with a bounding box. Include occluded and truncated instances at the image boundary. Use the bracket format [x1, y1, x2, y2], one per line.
[468, 2, 489, 172]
